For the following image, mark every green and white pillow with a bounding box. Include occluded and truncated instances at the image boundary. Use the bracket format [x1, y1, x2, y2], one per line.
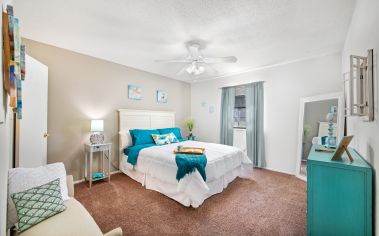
[11, 178, 67, 233]
[152, 134, 171, 145]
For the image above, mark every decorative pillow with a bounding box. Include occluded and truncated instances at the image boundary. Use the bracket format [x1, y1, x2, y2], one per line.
[151, 134, 171, 145]
[133, 129, 160, 145]
[11, 178, 67, 233]
[165, 132, 179, 143]
[158, 128, 183, 140]
[119, 130, 132, 149]
[129, 129, 137, 146]
[7, 162, 68, 229]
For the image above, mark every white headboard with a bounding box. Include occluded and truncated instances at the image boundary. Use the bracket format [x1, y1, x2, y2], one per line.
[118, 109, 175, 159]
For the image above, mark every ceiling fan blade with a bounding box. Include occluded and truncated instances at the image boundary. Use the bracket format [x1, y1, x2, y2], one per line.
[155, 59, 192, 63]
[203, 56, 237, 63]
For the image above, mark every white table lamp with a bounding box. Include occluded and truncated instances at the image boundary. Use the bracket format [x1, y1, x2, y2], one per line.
[90, 119, 104, 144]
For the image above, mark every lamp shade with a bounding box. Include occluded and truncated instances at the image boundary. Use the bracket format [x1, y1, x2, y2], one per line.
[90, 120, 104, 132]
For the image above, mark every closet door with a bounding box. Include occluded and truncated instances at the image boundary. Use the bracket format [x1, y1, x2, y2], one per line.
[16, 55, 48, 167]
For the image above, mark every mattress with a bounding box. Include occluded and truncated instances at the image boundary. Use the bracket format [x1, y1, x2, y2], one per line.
[120, 140, 253, 207]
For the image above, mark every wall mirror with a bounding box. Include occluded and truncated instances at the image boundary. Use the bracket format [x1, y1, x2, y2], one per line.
[296, 93, 344, 181]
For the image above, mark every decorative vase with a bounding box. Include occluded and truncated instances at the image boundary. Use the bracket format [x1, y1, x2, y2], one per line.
[325, 112, 336, 148]
[90, 132, 105, 144]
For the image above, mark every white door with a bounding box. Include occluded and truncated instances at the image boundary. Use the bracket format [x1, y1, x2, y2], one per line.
[17, 55, 48, 167]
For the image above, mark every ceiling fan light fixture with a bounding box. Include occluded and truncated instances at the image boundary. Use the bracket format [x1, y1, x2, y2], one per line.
[186, 64, 195, 74]
[194, 65, 205, 75]
[186, 63, 205, 75]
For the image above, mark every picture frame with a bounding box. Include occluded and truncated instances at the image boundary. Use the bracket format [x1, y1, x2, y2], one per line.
[128, 85, 142, 100]
[157, 90, 168, 103]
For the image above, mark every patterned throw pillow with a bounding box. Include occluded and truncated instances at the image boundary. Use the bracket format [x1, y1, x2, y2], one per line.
[166, 132, 179, 143]
[11, 178, 67, 233]
[151, 134, 171, 145]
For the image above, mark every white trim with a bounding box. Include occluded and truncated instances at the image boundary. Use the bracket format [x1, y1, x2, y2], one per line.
[191, 50, 340, 83]
[74, 170, 121, 184]
[295, 92, 344, 181]
[295, 174, 307, 182]
[262, 167, 295, 176]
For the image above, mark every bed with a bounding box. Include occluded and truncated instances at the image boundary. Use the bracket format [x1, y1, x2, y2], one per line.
[118, 109, 253, 207]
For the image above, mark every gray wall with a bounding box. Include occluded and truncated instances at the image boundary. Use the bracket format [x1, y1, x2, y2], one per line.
[342, 0, 379, 232]
[302, 99, 338, 158]
[190, 52, 343, 174]
[23, 38, 191, 181]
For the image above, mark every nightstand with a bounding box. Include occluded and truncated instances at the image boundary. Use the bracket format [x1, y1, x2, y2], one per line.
[84, 143, 111, 188]
[187, 135, 196, 141]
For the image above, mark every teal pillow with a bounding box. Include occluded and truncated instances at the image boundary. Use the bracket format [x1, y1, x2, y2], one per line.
[152, 134, 171, 145]
[158, 128, 183, 140]
[133, 129, 160, 145]
[11, 178, 66, 233]
[129, 130, 136, 145]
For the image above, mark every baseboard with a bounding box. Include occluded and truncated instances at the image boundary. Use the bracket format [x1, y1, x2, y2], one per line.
[295, 174, 307, 182]
[74, 170, 121, 184]
[261, 167, 295, 176]
[74, 168, 295, 183]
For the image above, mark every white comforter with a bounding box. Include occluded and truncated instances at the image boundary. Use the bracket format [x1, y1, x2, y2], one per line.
[125, 141, 253, 207]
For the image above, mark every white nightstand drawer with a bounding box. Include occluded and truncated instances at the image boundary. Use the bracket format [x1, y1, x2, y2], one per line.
[91, 145, 109, 152]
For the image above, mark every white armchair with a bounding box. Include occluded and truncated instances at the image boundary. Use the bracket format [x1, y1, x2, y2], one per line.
[15, 175, 122, 236]
[10, 172, 122, 236]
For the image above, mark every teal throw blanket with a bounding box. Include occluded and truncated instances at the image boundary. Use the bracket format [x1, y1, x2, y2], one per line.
[175, 154, 207, 181]
[124, 144, 156, 166]
[125, 139, 187, 166]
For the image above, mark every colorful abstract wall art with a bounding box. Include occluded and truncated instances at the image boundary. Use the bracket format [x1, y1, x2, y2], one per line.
[2, 5, 26, 119]
[21, 45, 26, 80]
[128, 85, 142, 100]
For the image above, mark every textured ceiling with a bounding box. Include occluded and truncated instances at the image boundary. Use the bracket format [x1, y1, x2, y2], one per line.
[14, 0, 356, 82]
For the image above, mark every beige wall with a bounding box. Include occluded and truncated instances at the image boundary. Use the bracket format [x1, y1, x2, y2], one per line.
[23, 38, 191, 181]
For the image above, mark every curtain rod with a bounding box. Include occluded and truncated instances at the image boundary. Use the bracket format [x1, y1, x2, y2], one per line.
[219, 81, 266, 89]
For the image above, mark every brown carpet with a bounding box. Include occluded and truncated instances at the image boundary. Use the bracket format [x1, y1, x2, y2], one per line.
[75, 169, 306, 236]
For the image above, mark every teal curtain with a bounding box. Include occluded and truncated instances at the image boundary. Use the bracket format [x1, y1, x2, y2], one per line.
[220, 87, 235, 145]
[246, 82, 265, 167]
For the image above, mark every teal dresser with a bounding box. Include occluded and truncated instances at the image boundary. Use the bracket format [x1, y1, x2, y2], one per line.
[307, 145, 372, 236]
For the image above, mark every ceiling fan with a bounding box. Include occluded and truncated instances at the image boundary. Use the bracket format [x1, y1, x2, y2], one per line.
[155, 42, 237, 76]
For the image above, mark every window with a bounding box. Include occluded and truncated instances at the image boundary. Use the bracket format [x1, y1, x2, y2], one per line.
[234, 87, 246, 128]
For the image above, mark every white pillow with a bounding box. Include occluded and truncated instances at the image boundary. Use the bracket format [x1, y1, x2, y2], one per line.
[7, 162, 68, 229]
[119, 130, 132, 149]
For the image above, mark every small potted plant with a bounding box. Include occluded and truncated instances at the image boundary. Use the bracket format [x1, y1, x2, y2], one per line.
[185, 118, 195, 139]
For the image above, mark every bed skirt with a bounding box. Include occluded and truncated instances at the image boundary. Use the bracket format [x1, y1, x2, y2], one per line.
[119, 155, 253, 208]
